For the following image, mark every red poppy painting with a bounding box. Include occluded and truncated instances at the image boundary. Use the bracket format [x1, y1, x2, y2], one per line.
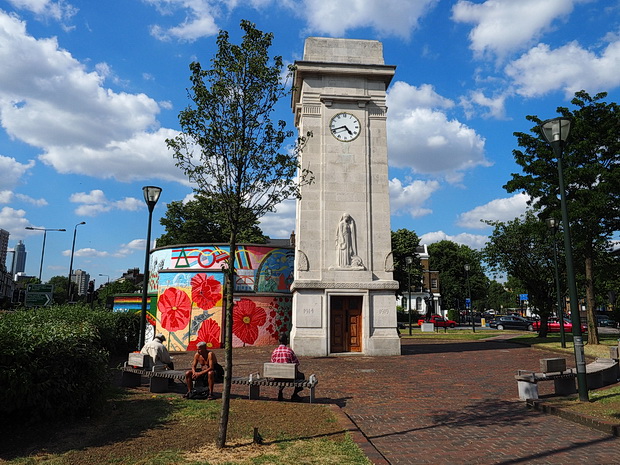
[191, 274, 222, 310]
[233, 299, 266, 345]
[158, 287, 191, 332]
[196, 318, 221, 349]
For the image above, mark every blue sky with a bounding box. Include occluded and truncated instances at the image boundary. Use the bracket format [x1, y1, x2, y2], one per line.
[1, 0, 619, 284]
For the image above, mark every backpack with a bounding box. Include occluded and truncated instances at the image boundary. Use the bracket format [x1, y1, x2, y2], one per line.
[186, 387, 210, 400]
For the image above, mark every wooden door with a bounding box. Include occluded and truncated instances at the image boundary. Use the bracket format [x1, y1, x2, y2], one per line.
[330, 296, 363, 353]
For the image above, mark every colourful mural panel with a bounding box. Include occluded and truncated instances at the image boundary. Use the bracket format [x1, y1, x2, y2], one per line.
[232, 295, 292, 347]
[156, 271, 224, 351]
[145, 244, 294, 350]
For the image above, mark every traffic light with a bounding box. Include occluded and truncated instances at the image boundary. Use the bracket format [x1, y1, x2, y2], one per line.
[88, 280, 95, 294]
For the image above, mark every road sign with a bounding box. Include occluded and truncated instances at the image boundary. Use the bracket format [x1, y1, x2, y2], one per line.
[465, 298, 471, 309]
[519, 293, 529, 302]
[26, 284, 54, 307]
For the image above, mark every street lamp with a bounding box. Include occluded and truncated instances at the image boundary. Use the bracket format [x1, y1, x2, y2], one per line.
[545, 217, 567, 348]
[25, 226, 66, 281]
[67, 221, 86, 300]
[99, 273, 110, 284]
[405, 256, 413, 335]
[138, 186, 162, 349]
[540, 116, 588, 401]
[464, 264, 474, 333]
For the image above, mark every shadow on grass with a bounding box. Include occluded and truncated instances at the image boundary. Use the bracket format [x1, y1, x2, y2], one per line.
[0, 388, 178, 461]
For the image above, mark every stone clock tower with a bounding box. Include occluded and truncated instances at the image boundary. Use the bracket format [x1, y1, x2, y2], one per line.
[290, 37, 400, 356]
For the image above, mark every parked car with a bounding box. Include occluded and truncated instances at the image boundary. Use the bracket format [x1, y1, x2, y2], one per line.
[489, 315, 534, 331]
[597, 315, 616, 327]
[531, 318, 587, 333]
[418, 315, 457, 328]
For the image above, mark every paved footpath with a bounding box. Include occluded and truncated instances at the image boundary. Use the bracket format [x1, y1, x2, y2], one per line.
[217, 337, 620, 464]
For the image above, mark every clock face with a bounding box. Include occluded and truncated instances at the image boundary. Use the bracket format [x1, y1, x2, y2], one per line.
[330, 112, 361, 142]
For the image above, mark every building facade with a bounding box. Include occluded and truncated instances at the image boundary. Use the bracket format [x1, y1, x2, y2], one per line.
[72, 269, 90, 296]
[11, 240, 26, 277]
[401, 244, 442, 317]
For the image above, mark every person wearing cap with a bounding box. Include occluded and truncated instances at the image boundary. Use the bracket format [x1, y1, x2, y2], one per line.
[140, 333, 174, 370]
[184, 341, 224, 399]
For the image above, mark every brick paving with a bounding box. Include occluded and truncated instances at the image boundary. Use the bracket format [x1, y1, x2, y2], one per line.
[180, 337, 620, 464]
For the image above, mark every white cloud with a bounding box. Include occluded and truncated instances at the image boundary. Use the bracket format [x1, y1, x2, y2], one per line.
[420, 230, 488, 250]
[259, 198, 296, 239]
[15, 193, 48, 206]
[389, 178, 440, 218]
[0, 12, 186, 184]
[505, 40, 620, 98]
[0, 155, 35, 190]
[0, 206, 30, 237]
[144, 0, 220, 41]
[452, 0, 585, 60]
[387, 81, 490, 182]
[460, 90, 507, 120]
[73, 247, 110, 258]
[69, 189, 143, 217]
[457, 193, 530, 229]
[297, 0, 439, 39]
[7, 0, 78, 22]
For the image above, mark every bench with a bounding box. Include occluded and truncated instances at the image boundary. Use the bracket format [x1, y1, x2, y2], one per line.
[516, 357, 620, 400]
[231, 363, 318, 403]
[120, 353, 186, 393]
[515, 358, 576, 400]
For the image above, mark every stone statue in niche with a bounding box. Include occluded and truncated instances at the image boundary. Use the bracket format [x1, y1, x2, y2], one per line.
[334, 213, 365, 270]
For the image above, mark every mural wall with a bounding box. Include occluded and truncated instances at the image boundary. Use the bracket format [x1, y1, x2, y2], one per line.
[146, 244, 294, 351]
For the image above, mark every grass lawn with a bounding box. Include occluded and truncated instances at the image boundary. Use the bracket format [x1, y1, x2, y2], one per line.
[0, 388, 371, 465]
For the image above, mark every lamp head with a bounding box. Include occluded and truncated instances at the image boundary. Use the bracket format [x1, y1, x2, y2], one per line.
[545, 217, 559, 231]
[142, 186, 162, 210]
[405, 256, 413, 265]
[464, 264, 470, 271]
[540, 117, 571, 145]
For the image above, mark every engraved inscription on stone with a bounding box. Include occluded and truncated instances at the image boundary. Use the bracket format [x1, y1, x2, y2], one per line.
[296, 295, 322, 328]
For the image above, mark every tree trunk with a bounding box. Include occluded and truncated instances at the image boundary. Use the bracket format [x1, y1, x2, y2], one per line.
[217, 233, 237, 448]
[584, 254, 599, 344]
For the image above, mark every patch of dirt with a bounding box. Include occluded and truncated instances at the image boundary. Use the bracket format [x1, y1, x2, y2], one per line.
[1, 387, 347, 464]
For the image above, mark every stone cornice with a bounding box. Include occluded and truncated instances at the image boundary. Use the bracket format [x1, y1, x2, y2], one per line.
[291, 280, 399, 291]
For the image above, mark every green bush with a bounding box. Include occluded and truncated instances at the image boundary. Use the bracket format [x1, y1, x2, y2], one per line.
[0, 305, 140, 421]
[447, 309, 459, 322]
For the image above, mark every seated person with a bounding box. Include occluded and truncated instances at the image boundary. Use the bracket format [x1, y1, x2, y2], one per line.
[271, 333, 305, 401]
[184, 341, 224, 399]
[140, 333, 174, 370]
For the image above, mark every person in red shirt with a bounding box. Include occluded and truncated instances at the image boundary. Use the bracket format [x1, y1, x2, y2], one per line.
[271, 333, 305, 401]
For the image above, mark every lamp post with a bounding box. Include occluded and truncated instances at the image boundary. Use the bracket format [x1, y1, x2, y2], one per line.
[546, 217, 567, 348]
[138, 186, 162, 349]
[540, 117, 588, 401]
[99, 273, 110, 284]
[25, 226, 66, 281]
[405, 256, 413, 335]
[464, 264, 474, 333]
[67, 221, 86, 300]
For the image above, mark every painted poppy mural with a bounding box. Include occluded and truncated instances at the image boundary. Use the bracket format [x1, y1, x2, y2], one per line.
[158, 287, 192, 332]
[150, 244, 294, 350]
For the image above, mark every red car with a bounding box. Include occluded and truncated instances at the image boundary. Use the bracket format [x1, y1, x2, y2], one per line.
[532, 318, 587, 333]
[418, 315, 457, 328]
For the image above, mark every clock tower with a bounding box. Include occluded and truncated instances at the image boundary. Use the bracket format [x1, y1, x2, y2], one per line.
[290, 37, 400, 356]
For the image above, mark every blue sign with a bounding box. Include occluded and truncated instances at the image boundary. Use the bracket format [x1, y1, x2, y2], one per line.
[519, 294, 528, 301]
[465, 298, 471, 309]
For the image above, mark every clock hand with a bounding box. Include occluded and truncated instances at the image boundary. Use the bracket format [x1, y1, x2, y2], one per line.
[332, 125, 348, 133]
[344, 126, 353, 135]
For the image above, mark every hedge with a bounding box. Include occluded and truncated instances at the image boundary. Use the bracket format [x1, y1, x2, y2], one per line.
[0, 305, 140, 420]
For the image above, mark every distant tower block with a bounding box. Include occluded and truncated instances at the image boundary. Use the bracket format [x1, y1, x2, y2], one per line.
[290, 38, 400, 356]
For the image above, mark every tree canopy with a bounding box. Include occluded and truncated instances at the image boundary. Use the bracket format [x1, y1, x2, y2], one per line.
[505, 90, 620, 343]
[483, 211, 557, 336]
[391, 229, 422, 297]
[427, 240, 487, 312]
[166, 20, 311, 448]
[156, 195, 267, 247]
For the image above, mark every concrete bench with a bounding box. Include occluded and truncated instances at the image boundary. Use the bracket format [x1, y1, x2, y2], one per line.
[515, 358, 576, 400]
[120, 353, 185, 393]
[231, 363, 318, 403]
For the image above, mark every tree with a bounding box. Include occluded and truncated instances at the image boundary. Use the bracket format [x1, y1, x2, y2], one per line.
[485, 280, 516, 312]
[505, 91, 620, 344]
[483, 211, 557, 336]
[166, 20, 311, 448]
[428, 241, 487, 314]
[95, 279, 138, 307]
[48, 275, 69, 305]
[391, 229, 422, 298]
[156, 195, 267, 247]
